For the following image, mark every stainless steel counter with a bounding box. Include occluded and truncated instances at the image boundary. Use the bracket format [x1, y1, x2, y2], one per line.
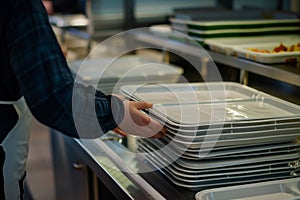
[51, 130, 196, 200]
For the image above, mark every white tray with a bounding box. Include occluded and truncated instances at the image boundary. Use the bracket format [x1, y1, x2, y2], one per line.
[165, 132, 300, 149]
[140, 142, 298, 174]
[165, 120, 300, 135]
[142, 138, 300, 160]
[150, 98, 300, 125]
[141, 145, 295, 189]
[144, 138, 300, 158]
[235, 44, 300, 64]
[167, 126, 300, 142]
[138, 139, 300, 170]
[140, 142, 293, 175]
[170, 18, 300, 28]
[205, 35, 300, 63]
[161, 167, 292, 190]
[141, 138, 300, 161]
[187, 26, 300, 36]
[121, 82, 265, 104]
[195, 177, 300, 200]
[121, 82, 300, 126]
[170, 17, 300, 41]
[144, 155, 291, 184]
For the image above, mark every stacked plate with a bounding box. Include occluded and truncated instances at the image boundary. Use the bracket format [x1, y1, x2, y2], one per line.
[120, 82, 300, 190]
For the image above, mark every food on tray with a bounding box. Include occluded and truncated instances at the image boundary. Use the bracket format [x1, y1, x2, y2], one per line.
[273, 43, 288, 52]
[289, 43, 300, 52]
[247, 48, 270, 53]
[248, 42, 300, 53]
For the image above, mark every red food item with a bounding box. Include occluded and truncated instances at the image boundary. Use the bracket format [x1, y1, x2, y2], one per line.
[248, 42, 300, 53]
[272, 42, 288, 52]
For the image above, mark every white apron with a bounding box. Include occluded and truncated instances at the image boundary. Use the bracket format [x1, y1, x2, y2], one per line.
[1, 97, 32, 200]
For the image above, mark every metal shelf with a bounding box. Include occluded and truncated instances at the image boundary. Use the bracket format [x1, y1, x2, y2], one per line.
[132, 30, 300, 87]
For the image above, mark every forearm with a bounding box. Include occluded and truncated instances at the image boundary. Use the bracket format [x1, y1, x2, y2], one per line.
[30, 83, 124, 138]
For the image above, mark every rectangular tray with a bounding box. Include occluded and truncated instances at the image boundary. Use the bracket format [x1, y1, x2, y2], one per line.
[195, 177, 300, 200]
[234, 44, 300, 64]
[138, 139, 300, 170]
[121, 82, 300, 126]
[139, 142, 295, 173]
[121, 82, 267, 104]
[140, 145, 295, 190]
[187, 27, 300, 39]
[166, 120, 300, 135]
[170, 17, 300, 39]
[142, 149, 292, 180]
[165, 133, 300, 149]
[159, 165, 292, 190]
[167, 126, 300, 142]
[150, 98, 300, 125]
[140, 138, 300, 160]
[140, 141, 298, 175]
[170, 9, 300, 30]
[170, 17, 300, 30]
[205, 35, 300, 63]
[143, 138, 300, 158]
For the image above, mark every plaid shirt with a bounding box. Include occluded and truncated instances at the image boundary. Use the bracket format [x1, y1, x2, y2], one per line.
[0, 0, 123, 139]
[52, 0, 85, 14]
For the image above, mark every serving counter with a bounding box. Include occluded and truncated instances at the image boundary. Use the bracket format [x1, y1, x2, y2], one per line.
[51, 130, 196, 200]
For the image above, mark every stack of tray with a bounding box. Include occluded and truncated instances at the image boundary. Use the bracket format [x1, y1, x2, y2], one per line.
[169, 10, 300, 46]
[120, 82, 300, 190]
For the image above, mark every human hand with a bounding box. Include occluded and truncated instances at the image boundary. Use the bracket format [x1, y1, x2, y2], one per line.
[118, 100, 166, 138]
[60, 44, 67, 57]
[112, 127, 127, 137]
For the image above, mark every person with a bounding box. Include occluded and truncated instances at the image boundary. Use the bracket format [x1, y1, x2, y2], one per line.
[42, 0, 85, 15]
[0, 0, 165, 199]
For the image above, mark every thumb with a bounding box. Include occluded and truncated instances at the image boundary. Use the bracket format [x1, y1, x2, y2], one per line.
[134, 101, 153, 110]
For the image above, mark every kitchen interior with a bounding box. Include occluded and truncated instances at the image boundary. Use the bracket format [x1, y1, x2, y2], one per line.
[26, 0, 300, 199]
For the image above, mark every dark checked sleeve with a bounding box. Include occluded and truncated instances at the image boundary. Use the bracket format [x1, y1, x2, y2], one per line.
[5, 0, 124, 138]
[52, 0, 83, 14]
